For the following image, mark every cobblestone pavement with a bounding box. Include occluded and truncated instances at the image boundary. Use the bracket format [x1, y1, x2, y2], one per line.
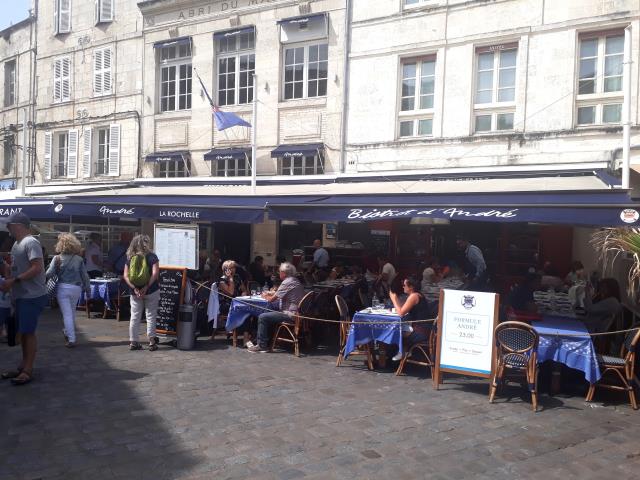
[1, 308, 639, 480]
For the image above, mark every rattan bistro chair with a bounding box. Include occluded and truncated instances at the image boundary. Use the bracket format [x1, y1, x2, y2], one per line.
[586, 328, 640, 410]
[489, 321, 540, 412]
[270, 291, 315, 357]
[395, 322, 437, 378]
[335, 294, 374, 370]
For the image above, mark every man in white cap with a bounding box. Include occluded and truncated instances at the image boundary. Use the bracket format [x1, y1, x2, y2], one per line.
[0, 212, 47, 386]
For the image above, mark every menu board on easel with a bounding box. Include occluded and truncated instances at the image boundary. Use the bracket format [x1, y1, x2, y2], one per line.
[433, 289, 499, 389]
[154, 224, 199, 270]
[156, 267, 187, 336]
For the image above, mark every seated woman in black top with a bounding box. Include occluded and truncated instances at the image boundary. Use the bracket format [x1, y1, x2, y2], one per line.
[217, 260, 250, 342]
[218, 260, 247, 314]
[389, 277, 433, 361]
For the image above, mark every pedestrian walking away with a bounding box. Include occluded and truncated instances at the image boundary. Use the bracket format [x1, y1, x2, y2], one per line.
[0, 212, 48, 386]
[46, 233, 91, 348]
[123, 234, 161, 351]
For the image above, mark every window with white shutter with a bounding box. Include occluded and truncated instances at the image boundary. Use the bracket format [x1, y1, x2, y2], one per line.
[67, 129, 78, 178]
[96, 0, 114, 23]
[108, 124, 120, 176]
[82, 128, 92, 178]
[55, 0, 72, 35]
[44, 132, 52, 180]
[53, 57, 71, 103]
[93, 47, 112, 96]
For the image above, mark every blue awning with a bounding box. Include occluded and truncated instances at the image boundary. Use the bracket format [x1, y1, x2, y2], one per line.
[204, 148, 250, 161]
[53, 195, 266, 224]
[271, 143, 324, 158]
[153, 36, 191, 49]
[277, 13, 327, 25]
[145, 151, 189, 163]
[266, 190, 640, 227]
[213, 26, 255, 40]
[0, 199, 57, 221]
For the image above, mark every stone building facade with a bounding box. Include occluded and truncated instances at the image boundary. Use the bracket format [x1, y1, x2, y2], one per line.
[32, 0, 144, 188]
[346, 0, 640, 175]
[0, 15, 36, 191]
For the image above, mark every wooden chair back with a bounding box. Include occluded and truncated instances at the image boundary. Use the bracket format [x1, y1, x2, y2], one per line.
[621, 327, 640, 360]
[334, 294, 349, 320]
[494, 321, 539, 355]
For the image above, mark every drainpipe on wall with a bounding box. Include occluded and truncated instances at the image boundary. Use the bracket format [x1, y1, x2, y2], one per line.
[621, 25, 632, 189]
[339, 0, 352, 174]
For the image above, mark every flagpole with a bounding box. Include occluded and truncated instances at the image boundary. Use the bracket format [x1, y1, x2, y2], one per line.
[251, 74, 258, 195]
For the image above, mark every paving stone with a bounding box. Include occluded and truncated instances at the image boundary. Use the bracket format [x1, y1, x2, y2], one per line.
[1, 310, 640, 479]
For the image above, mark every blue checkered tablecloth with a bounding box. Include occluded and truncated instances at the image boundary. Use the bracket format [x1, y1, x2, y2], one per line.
[532, 316, 601, 384]
[79, 279, 121, 310]
[344, 309, 404, 357]
[226, 296, 270, 332]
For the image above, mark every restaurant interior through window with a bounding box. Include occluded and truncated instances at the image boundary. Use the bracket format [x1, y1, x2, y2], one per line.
[278, 219, 574, 294]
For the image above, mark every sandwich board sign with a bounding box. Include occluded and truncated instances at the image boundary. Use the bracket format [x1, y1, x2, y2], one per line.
[433, 289, 499, 389]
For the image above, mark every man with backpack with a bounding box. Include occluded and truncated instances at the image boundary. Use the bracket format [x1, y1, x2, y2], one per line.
[122, 234, 160, 351]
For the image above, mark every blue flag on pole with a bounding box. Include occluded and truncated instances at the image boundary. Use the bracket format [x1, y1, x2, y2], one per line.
[195, 68, 252, 131]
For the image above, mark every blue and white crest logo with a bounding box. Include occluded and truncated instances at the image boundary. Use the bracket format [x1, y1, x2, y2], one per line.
[462, 295, 476, 310]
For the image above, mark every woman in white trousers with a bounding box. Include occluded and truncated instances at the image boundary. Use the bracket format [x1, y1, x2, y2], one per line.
[46, 233, 91, 347]
[123, 234, 161, 351]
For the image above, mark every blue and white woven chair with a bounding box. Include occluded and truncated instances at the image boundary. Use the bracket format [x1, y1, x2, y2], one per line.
[586, 327, 640, 410]
[489, 321, 540, 412]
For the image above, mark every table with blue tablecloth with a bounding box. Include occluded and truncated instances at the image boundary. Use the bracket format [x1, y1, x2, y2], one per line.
[532, 316, 601, 384]
[225, 296, 270, 332]
[79, 278, 121, 311]
[344, 308, 404, 357]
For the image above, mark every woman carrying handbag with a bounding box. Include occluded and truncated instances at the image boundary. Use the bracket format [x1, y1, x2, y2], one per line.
[46, 233, 91, 348]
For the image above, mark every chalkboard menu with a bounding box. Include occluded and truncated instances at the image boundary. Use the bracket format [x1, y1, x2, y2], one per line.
[156, 267, 187, 336]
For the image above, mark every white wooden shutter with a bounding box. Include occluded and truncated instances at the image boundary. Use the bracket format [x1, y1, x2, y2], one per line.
[44, 132, 52, 180]
[61, 57, 71, 101]
[82, 128, 92, 178]
[108, 123, 120, 176]
[54, 0, 59, 35]
[53, 59, 62, 102]
[93, 49, 103, 95]
[93, 48, 112, 96]
[67, 129, 78, 178]
[58, 0, 71, 34]
[100, 0, 113, 22]
[103, 48, 112, 94]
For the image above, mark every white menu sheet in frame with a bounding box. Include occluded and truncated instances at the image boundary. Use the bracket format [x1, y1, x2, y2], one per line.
[154, 224, 199, 270]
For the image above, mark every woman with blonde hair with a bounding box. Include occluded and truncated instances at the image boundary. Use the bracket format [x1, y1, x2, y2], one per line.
[46, 233, 91, 347]
[123, 234, 160, 351]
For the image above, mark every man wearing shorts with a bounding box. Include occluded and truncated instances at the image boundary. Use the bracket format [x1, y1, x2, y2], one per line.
[0, 212, 48, 386]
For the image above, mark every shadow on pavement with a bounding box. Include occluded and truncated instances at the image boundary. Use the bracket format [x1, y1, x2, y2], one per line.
[0, 310, 204, 480]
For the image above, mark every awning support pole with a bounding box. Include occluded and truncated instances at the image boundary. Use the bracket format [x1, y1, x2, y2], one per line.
[251, 74, 258, 195]
[20, 108, 28, 197]
[622, 25, 632, 190]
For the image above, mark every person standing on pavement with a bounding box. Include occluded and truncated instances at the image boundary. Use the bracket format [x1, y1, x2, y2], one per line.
[85, 233, 104, 278]
[456, 236, 488, 291]
[312, 239, 330, 270]
[0, 212, 48, 386]
[106, 232, 133, 276]
[46, 233, 91, 348]
[0, 256, 10, 342]
[248, 262, 305, 353]
[123, 234, 161, 351]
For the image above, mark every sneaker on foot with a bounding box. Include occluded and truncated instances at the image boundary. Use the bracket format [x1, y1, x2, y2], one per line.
[247, 345, 268, 353]
[391, 352, 403, 362]
[129, 342, 142, 351]
[244, 340, 255, 349]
